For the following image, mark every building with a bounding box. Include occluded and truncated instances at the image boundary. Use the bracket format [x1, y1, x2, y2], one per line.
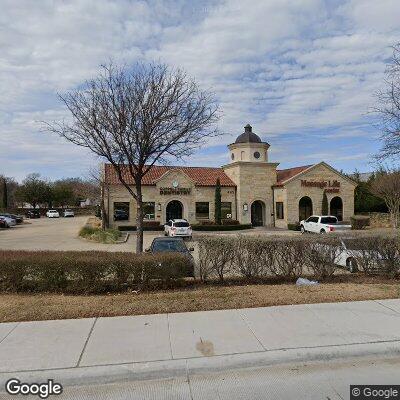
[103, 124, 357, 228]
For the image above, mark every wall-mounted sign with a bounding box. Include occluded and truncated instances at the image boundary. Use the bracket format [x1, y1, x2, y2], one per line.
[159, 187, 191, 195]
[301, 179, 340, 193]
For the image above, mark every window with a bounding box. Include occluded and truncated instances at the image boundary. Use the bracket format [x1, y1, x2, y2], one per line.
[276, 202, 284, 219]
[320, 217, 338, 224]
[221, 202, 232, 219]
[143, 202, 155, 220]
[173, 221, 189, 227]
[241, 151, 245, 160]
[253, 151, 260, 159]
[196, 202, 209, 219]
[231, 153, 235, 160]
[114, 202, 129, 221]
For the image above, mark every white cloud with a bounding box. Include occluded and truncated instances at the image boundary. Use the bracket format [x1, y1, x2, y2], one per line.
[0, 0, 399, 180]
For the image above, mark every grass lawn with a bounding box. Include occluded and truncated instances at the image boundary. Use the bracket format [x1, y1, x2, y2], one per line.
[1, 275, 400, 322]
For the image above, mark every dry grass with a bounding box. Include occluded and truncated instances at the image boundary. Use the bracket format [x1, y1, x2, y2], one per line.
[1, 276, 400, 322]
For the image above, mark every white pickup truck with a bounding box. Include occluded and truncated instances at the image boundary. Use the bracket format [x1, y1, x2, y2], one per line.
[300, 215, 351, 234]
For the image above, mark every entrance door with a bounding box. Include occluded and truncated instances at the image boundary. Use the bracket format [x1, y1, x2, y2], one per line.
[166, 200, 183, 221]
[299, 196, 313, 221]
[330, 197, 343, 221]
[251, 201, 264, 226]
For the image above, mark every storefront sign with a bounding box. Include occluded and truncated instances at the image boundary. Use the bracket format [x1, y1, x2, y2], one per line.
[301, 179, 340, 193]
[159, 187, 191, 195]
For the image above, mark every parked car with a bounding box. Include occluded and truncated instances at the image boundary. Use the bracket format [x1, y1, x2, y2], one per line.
[0, 217, 8, 229]
[300, 215, 351, 234]
[46, 210, 60, 218]
[63, 209, 75, 217]
[8, 214, 23, 224]
[0, 215, 16, 227]
[146, 237, 195, 277]
[164, 219, 192, 238]
[25, 209, 41, 219]
[114, 209, 129, 221]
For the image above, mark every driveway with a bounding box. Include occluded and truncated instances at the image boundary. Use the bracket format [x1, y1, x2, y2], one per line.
[0, 216, 140, 252]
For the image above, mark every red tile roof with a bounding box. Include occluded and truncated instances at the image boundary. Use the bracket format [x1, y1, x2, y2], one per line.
[276, 165, 313, 185]
[104, 164, 236, 187]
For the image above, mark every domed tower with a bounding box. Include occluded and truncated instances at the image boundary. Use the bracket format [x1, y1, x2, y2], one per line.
[228, 124, 270, 163]
[223, 124, 279, 227]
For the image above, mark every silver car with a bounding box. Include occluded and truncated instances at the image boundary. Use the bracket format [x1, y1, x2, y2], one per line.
[0, 215, 17, 227]
[63, 209, 75, 217]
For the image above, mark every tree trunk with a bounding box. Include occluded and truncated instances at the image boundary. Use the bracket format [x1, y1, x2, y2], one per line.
[135, 182, 144, 254]
[100, 183, 108, 230]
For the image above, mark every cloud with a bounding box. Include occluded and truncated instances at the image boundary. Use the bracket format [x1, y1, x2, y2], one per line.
[0, 0, 399, 181]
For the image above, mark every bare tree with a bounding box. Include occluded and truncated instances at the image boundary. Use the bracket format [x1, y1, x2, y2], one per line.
[370, 171, 400, 228]
[44, 62, 220, 252]
[87, 164, 108, 230]
[375, 43, 400, 159]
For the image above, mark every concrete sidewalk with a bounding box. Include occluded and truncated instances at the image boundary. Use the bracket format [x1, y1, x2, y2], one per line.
[1, 299, 400, 386]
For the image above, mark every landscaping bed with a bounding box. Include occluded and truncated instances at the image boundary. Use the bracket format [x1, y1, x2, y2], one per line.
[1, 276, 399, 322]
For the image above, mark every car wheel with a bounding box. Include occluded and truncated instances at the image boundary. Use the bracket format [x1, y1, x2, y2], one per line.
[320, 229, 326, 234]
[300, 225, 305, 234]
[346, 258, 358, 273]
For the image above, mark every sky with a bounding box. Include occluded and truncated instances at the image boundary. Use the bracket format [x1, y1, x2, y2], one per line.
[1, 0, 399, 182]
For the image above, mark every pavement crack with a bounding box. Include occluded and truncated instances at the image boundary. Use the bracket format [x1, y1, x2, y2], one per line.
[76, 317, 98, 367]
[0, 322, 20, 344]
[374, 300, 400, 315]
[167, 313, 174, 359]
[236, 309, 267, 351]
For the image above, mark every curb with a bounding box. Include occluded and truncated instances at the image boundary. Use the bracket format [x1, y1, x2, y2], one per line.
[1, 340, 400, 388]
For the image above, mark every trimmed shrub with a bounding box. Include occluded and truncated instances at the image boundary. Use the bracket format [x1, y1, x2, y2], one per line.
[271, 238, 307, 278]
[0, 250, 191, 294]
[303, 237, 341, 280]
[197, 236, 235, 281]
[350, 215, 370, 230]
[346, 236, 400, 277]
[231, 236, 274, 279]
[118, 225, 164, 231]
[221, 219, 240, 225]
[287, 223, 301, 231]
[192, 224, 252, 231]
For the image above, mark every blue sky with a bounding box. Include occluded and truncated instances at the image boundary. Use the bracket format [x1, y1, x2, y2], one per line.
[1, 0, 399, 182]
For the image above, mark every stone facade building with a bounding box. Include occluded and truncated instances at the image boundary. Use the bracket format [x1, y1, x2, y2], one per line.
[103, 124, 357, 228]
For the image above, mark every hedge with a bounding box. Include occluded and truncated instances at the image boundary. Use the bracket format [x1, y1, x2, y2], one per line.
[0, 251, 192, 294]
[197, 235, 400, 282]
[350, 215, 370, 230]
[192, 224, 252, 231]
[287, 223, 301, 231]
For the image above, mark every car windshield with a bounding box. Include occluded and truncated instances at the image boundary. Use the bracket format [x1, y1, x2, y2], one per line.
[320, 217, 338, 224]
[174, 221, 189, 227]
[152, 239, 187, 253]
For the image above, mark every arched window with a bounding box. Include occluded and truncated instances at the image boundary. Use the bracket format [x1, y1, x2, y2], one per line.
[299, 196, 313, 221]
[330, 197, 343, 221]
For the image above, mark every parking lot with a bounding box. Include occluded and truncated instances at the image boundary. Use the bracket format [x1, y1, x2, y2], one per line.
[0, 215, 299, 252]
[0, 216, 137, 252]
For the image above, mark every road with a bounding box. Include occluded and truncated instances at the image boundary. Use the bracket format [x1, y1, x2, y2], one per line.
[12, 356, 398, 400]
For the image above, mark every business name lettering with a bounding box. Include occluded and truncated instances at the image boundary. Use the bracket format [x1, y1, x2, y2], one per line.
[301, 180, 340, 193]
[159, 187, 191, 195]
